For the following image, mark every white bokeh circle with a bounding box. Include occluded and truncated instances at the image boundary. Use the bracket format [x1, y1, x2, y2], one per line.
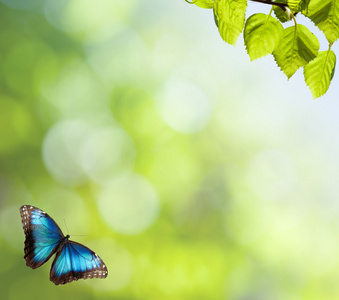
[98, 173, 160, 235]
[156, 77, 212, 133]
[42, 118, 135, 185]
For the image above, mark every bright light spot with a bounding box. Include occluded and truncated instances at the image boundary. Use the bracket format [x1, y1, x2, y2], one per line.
[42, 117, 135, 186]
[98, 173, 160, 235]
[42, 120, 90, 186]
[247, 149, 297, 201]
[40, 60, 109, 116]
[157, 78, 212, 133]
[80, 127, 135, 183]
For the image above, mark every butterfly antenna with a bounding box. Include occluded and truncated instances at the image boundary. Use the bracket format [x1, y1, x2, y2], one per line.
[63, 218, 70, 235]
[63, 218, 87, 237]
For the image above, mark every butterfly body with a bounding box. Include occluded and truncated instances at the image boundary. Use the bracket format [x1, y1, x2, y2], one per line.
[20, 205, 108, 285]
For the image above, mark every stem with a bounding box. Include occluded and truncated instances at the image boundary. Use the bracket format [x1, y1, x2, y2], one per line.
[249, 0, 288, 11]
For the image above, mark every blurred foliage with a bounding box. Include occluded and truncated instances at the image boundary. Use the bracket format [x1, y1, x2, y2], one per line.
[1, 1, 339, 300]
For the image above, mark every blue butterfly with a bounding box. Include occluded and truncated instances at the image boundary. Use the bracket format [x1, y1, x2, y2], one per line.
[20, 205, 108, 285]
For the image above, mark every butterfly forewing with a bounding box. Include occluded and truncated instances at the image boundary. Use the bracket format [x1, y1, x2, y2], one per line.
[20, 205, 64, 269]
[50, 241, 108, 285]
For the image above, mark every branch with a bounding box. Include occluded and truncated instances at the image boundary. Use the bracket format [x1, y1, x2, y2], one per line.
[249, 0, 288, 11]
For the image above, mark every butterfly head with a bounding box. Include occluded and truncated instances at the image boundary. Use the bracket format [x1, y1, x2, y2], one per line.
[55, 235, 70, 253]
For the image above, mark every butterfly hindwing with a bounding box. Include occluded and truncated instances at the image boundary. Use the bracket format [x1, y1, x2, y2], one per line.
[50, 240, 108, 285]
[20, 205, 64, 269]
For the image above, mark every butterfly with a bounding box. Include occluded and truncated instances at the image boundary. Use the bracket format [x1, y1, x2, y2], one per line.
[20, 205, 108, 285]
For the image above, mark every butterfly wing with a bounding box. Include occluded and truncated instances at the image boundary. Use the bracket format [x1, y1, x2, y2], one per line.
[50, 240, 108, 285]
[20, 205, 64, 269]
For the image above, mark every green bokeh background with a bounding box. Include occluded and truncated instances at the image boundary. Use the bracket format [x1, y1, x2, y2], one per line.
[1, 1, 339, 299]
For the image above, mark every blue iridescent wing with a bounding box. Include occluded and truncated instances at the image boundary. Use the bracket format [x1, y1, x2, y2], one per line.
[50, 240, 108, 285]
[20, 205, 64, 269]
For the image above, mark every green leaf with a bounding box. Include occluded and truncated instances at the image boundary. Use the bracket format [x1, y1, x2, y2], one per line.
[191, 0, 215, 9]
[244, 13, 284, 61]
[288, 0, 310, 13]
[307, 0, 339, 44]
[273, 24, 320, 78]
[304, 50, 336, 98]
[214, 0, 247, 46]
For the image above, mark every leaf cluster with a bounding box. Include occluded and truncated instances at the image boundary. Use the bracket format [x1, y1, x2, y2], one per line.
[186, 0, 338, 98]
